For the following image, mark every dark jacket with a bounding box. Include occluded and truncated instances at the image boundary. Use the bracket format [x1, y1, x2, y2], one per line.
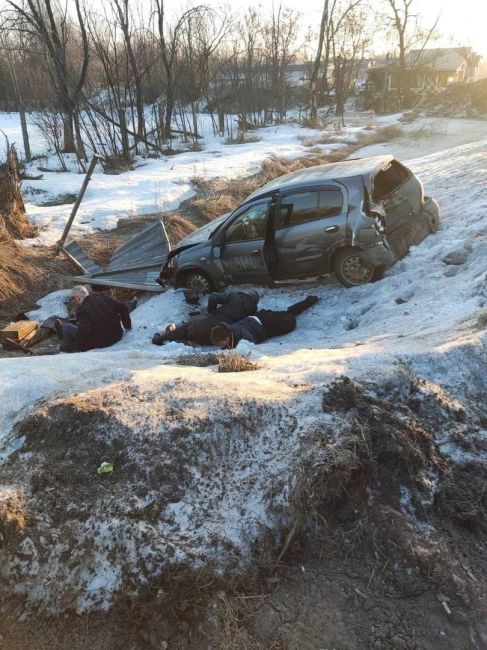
[225, 310, 297, 346]
[186, 290, 259, 345]
[67, 294, 131, 352]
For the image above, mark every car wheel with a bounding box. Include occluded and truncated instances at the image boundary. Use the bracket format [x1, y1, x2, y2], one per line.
[184, 271, 213, 293]
[333, 248, 380, 287]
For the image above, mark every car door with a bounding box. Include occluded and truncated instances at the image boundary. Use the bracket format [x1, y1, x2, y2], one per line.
[217, 199, 272, 284]
[271, 186, 346, 280]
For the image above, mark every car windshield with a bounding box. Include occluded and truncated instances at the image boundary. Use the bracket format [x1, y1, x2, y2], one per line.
[178, 214, 229, 245]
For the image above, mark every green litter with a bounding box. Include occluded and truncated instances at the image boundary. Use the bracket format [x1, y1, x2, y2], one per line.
[97, 461, 114, 475]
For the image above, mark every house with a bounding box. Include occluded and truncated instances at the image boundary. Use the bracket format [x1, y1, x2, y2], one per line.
[366, 47, 482, 95]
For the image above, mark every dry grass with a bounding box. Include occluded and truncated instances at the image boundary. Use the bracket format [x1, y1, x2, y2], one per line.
[225, 133, 261, 145]
[189, 147, 359, 223]
[80, 211, 196, 266]
[372, 124, 403, 141]
[0, 487, 28, 547]
[176, 351, 220, 367]
[217, 351, 260, 373]
[0, 243, 74, 318]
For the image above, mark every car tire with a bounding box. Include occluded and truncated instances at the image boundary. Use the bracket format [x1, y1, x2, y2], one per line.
[333, 248, 383, 288]
[183, 270, 213, 293]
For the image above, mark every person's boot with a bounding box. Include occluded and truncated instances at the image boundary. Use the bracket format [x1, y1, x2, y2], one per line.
[152, 332, 167, 346]
[54, 319, 63, 341]
[304, 295, 319, 306]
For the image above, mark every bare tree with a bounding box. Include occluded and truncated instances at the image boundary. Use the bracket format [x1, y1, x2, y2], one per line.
[152, 1, 205, 139]
[6, 0, 89, 153]
[384, 0, 439, 105]
[265, 4, 300, 123]
[0, 34, 32, 160]
[332, 4, 371, 125]
[308, 0, 363, 124]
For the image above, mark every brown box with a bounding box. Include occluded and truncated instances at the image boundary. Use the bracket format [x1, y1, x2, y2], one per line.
[0, 320, 38, 342]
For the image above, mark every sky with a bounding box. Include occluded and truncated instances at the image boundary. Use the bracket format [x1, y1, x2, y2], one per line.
[202, 0, 487, 57]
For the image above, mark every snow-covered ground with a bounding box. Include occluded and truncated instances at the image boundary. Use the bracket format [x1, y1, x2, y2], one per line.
[1, 135, 486, 448]
[0, 113, 486, 613]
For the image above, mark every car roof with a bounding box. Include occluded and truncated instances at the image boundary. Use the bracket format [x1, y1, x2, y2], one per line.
[245, 155, 394, 201]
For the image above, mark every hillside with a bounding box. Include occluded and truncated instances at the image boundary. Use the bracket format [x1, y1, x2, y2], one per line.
[0, 134, 486, 648]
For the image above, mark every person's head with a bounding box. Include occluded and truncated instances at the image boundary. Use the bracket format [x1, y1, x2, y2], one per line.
[210, 323, 234, 349]
[246, 289, 260, 303]
[72, 285, 89, 305]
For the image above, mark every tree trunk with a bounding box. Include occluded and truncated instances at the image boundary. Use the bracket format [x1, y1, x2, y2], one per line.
[19, 105, 32, 163]
[164, 87, 174, 140]
[118, 109, 131, 161]
[73, 112, 87, 163]
[309, 0, 329, 125]
[191, 103, 199, 139]
[62, 113, 77, 153]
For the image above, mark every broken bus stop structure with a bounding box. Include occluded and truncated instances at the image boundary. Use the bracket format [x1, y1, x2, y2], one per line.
[57, 154, 170, 292]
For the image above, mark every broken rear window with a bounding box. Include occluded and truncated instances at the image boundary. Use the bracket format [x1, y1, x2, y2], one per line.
[373, 160, 411, 201]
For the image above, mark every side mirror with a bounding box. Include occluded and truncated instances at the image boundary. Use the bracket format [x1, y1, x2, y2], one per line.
[212, 245, 222, 259]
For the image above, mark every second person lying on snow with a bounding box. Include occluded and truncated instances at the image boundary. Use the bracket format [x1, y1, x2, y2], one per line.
[152, 290, 318, 347]
[152, 289, 260, 346]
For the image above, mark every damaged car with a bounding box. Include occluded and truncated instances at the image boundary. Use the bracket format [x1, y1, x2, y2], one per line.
[159, 154, 440, 291]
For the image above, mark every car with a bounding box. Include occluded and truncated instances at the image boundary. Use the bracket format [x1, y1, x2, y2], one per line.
[159, 155, 440, 292]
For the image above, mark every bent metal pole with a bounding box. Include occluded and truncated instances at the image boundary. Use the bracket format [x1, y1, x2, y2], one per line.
[57, 153, 104, 250]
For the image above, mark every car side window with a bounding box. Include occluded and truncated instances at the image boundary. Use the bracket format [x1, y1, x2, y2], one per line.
[318, 189, 343, 218]
[278, 191, 319, 227]
[224, 202, 268, 243]
[278, 189, 342, 227]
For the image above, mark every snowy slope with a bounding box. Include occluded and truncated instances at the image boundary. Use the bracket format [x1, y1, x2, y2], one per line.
[0, 137, 486, 613]
[1, 137, 486, 445]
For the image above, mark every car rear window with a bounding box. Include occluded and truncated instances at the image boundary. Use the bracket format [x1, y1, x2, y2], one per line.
[373, 160, 411, 201]
[278, 189, 342, 227]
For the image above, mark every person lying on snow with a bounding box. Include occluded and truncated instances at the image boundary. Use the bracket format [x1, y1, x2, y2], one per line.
[210, 295, 319, 348]
[55, 285, 132, 352]
[152, 289, 260, 346]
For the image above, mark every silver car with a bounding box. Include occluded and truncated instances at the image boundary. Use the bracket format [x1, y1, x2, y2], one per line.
[159, 155, 440, 292]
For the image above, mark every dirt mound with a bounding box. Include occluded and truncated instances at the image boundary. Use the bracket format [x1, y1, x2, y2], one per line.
[0, 372, 486, 648]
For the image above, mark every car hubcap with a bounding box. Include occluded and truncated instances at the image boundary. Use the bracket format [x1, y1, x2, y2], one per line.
[342, 255, 374, 285]
[187, 274, 210, 293]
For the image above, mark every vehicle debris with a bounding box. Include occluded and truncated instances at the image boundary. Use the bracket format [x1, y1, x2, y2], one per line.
[57, 155, 168, 292]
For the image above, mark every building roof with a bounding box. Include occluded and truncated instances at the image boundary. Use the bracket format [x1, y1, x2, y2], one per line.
[406, 48, 471, 71]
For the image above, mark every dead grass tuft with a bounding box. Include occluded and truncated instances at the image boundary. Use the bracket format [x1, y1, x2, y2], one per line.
[372, 124, 403, 141]
[176, 351, 220, 367]
[225, 133, 261, 145]
[217, 351, 260, 373]
[0, 243, 74, 320]
[0, 487, 28, 547]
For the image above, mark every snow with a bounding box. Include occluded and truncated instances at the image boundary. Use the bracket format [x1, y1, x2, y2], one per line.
[26, 289, 71, 321]
[1, 128, 486, 443]
[355, 115, 487, 160]
[1, 111, 486, 612]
